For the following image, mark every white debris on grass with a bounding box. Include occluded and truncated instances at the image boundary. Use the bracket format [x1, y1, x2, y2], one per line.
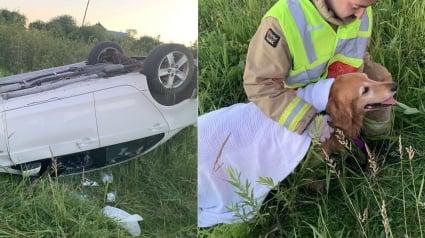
[107, 191, 116, 203]
[82, 178, 99, 187]
[101, 172, 114, 184]
[102, 205, 143, 236]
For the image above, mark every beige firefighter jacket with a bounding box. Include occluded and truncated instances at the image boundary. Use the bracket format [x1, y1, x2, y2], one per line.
[243, 0, 387, 135]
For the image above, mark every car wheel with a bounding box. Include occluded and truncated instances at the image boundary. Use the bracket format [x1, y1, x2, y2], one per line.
[143, 44, 195, 95]
[87, 41, 124, 65]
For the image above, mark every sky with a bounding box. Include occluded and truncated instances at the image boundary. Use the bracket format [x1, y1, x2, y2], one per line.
[1, 0, 198, 46]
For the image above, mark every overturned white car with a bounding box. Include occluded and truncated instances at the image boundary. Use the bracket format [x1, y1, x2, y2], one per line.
[0, 41, 197, 176]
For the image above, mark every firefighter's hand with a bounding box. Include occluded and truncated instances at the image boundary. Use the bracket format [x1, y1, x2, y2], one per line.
[308, 114, 334, 142]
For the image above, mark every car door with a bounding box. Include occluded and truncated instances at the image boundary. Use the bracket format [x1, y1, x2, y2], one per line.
[4, 91, 99, 165]
[0, 108, 14, 168]
[94, 83, 169, 148]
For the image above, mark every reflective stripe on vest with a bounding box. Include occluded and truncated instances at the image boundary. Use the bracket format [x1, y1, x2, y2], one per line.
[363, 117, 391, 133]
[264, 0, 372, 89]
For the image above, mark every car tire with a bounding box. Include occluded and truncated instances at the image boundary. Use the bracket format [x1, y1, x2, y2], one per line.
[143, 44, 195, 95]
[87, 41, 124, 65]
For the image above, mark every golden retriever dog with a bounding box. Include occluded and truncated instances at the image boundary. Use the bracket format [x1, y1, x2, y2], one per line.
[322, 72, 397, 155]
[306, 72, 397, 191]
[198, 72, 397, 227]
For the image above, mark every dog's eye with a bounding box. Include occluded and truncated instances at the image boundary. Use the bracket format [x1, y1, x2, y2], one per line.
[362, 86, 370, 95]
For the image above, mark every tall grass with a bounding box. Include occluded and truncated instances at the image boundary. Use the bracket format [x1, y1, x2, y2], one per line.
[198, 0, 275, 114]
[199, 0, 425, 236]
[0, 127, 197, 237]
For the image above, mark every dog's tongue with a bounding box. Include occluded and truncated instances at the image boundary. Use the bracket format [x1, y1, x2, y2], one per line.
[382, 96, 397, 105]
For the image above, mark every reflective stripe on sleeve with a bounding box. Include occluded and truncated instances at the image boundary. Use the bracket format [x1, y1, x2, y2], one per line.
[279, 97, 312, 131]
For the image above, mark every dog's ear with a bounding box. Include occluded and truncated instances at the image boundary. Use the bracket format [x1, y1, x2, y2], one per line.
[326, 96, 354, 136]
[327, 95, 365, 137]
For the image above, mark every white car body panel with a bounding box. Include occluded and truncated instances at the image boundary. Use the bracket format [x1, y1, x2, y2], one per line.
[94, 81, 169, 148]
[0, 108, 11, 167]
[5, 93, 99, 164]
[0, 63, 197, 171]
[154, 97, 197, 131]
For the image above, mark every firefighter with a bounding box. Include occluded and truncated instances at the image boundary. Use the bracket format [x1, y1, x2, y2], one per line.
[243, 0, 391, 143]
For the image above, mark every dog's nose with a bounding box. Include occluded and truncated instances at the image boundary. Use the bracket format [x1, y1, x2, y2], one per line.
[391, 82, 397, 92]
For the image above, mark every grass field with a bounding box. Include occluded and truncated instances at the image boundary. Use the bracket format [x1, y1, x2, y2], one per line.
[199, 0, 425, 237]
[0, 127, 197, 237]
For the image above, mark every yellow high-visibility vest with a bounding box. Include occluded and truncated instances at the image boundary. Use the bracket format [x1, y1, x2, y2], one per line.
[265, 0, 372, 88]
[264, 0, 372, 131]
[264, 0, 372, 88]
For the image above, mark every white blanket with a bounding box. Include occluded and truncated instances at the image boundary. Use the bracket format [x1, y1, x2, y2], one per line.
[197, 102, 312, 227]
[198, 79, 334, 227]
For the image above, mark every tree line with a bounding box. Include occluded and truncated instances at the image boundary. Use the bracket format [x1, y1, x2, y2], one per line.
[0, 9, 196, 75]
